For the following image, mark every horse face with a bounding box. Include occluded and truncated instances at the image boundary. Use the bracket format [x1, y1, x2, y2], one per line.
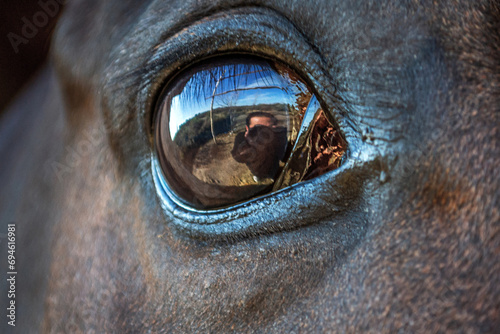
[1, 0, 498, 332]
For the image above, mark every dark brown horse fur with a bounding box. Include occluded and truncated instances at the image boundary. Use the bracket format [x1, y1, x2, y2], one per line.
[0, 0, 498, 332]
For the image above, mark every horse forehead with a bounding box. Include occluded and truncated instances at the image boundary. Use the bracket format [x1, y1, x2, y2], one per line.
[53, 0, 432, 81]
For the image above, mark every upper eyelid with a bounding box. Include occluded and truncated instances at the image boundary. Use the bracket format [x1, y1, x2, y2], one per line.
[101, 6, 339, 169]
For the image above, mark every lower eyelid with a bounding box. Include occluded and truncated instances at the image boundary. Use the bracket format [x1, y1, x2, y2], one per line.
[151, 149, 366, 240]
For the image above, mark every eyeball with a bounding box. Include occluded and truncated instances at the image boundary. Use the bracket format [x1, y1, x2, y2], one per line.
[154, 56, 346, 210]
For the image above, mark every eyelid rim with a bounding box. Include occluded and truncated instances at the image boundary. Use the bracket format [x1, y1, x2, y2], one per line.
[135, 7, 365, 239]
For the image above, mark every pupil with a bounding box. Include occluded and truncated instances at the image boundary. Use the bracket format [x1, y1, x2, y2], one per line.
[155, 56, 312, 209]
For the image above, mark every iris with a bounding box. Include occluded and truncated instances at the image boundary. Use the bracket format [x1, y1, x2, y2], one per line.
[154, 56, 346, 210]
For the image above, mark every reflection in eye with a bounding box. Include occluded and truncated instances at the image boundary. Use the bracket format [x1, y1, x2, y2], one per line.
[154, 56, 346, 210]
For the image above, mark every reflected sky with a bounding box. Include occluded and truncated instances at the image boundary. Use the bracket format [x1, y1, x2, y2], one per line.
[168, 60, 307, 138]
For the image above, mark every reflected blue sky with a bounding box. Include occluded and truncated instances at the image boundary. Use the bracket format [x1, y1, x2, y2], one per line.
[168, 62, 300, 138]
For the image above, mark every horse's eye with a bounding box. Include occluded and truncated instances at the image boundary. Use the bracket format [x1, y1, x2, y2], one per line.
[154, 56, 346, 210]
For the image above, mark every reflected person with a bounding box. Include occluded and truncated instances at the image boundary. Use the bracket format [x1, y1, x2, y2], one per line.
[231, 111, 288, 181]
